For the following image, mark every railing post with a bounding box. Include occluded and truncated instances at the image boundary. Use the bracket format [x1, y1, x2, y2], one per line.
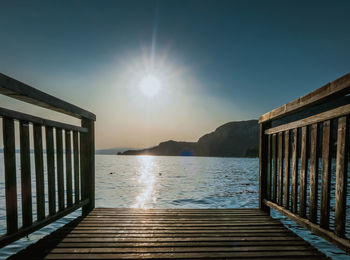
[80, 117, 95, 215]
[259, 121, 271, 214]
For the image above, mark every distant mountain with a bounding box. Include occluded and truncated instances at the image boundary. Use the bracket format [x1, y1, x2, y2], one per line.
[119, 120, 259, 157]
[96, 148, 131, 155]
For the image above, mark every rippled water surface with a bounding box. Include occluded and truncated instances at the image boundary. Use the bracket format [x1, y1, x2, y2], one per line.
[0, 155, 349, 259]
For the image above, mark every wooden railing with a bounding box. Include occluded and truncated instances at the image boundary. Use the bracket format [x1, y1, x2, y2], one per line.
[259, 72, 350, 253]
[0, 73, 95, 248]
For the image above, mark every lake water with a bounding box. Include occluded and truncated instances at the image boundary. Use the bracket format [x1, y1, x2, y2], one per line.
[0, 155, 349, 259]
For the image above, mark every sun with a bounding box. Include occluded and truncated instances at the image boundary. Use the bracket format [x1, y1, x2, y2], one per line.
[139, 74, 162, 98]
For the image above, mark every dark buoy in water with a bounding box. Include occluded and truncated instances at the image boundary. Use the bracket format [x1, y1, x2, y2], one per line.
[159, 172, 162, 176]
[110, 172, 115, 175]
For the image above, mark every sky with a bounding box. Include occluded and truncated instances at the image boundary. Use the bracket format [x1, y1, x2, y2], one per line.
[1, 0, 350, 149]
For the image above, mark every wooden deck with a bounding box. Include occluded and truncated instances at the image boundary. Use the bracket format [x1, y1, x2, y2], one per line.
[9, 208, 329, 259]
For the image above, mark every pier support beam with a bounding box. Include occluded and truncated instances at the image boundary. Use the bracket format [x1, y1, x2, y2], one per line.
[80, 118, 95, 215]
[259, 122, 271, 214]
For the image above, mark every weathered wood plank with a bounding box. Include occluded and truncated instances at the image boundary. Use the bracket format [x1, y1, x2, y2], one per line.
[265, 103, 350, 135]
[309, 123, 319, 223]
[0, 106, 87, 133]
[19, 121, 33, 227]
[54, 240, 310, 248]
[50, 245, 316, 253]
[265, 199, 350, 254]
[56, 128, 65, 211]
[3, 117, 18, 234]
[259, 72, 350, 123]
[334, 116, 348, 237]
[320, 120, 332, 229]
[259, 123, 270, 213]
[65, 130, 73, 207]
[0, 73, 96, 120]
[267, 134, 272, 200]
[283, 130, 290, 209]
[272, 133, 278, 202]
[80, 119, 95, 214]
[73, 131, 80, 203]
[33, 124, 45, 221]
[45, 126, 56, 216]
[291, 128, 298, 213]
[299, 126, 308, 218]
[43, 251, 326, 259]
[277, 132, 283, 205]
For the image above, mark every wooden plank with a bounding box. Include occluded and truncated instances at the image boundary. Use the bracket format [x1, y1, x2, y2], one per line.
[59, 236, 304, 243]
[80, 118, 95, 215]
[283, 130, 290, 209]
[65, 130, 73, 207]
[0, 73, 96, 120]
[267, 134, 272, 200]
[0, 199, 88, 248]
[272, 133, 277, 202]
[277, 132, 283, 205]
[0, 107, 87, 133]
[309, 123, 318, 223]
[265, 199, 350, 254]
[45, 126, 56, 216]
[291, 128, 298, 213]
[259, 72, 350, 123]
[73, 131, 80, 203]
[3, 117, 18, 234]
[265, 103, 350, 135]
[54, 241, 310, 248]
[56, 128, 65, 211]
[334, 116, 348, 237]
[259, 123, 270, 212]
[43, 251, 326, 259]
[19, 121, 33, 227]
[320, 120, 332, 229]
[299, 126, 308, 218]
[50, 245, 316, 253]
[33, 124, 45, 220]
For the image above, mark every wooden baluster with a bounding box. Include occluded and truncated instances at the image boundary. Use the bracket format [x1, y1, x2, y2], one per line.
[335, 116, 348, 237]
[283, 130, 290, 209]
[267, 134, 272, 200]
[291, 128, 298, 213]
[320, 120, 332, 229]
[56, 128, 64, 211]
[299, 126, 308, 218]
[3, 117, 18, 233]
[309, 123, 318, 223]
[19, 121, 33, 227]
[66, 130, 73, 207]
[73, 131, 80, 203]
[33, 124, 45, 220]
[45, 126, 56, 215]
[278, 132, 283, 206]
[272, 134, 277, 202]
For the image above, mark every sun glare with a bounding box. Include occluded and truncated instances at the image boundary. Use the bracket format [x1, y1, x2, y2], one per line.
[139, 74, 161, 98]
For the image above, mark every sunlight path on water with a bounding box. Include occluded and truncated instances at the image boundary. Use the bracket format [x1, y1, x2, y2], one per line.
[132, 156, 157, 208]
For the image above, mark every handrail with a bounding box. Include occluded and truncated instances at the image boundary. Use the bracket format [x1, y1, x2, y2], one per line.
[259, 72, 350, 253]
[259, 72, 350, 123]
[0, 73, 96, 248]
[0, 73, 96, 121]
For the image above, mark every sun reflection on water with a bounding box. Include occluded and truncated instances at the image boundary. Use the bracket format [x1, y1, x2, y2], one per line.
[132, 156, 157, 209]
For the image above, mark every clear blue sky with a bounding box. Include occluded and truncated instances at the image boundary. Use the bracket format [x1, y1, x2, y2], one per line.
[1, 0, 350, 149]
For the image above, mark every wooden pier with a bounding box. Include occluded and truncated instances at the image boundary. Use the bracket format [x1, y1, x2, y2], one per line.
[1, 72, 350, 258]
[9, 208, 328, 259]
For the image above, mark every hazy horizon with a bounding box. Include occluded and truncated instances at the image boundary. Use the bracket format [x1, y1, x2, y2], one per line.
[1, 0, 350, 149]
